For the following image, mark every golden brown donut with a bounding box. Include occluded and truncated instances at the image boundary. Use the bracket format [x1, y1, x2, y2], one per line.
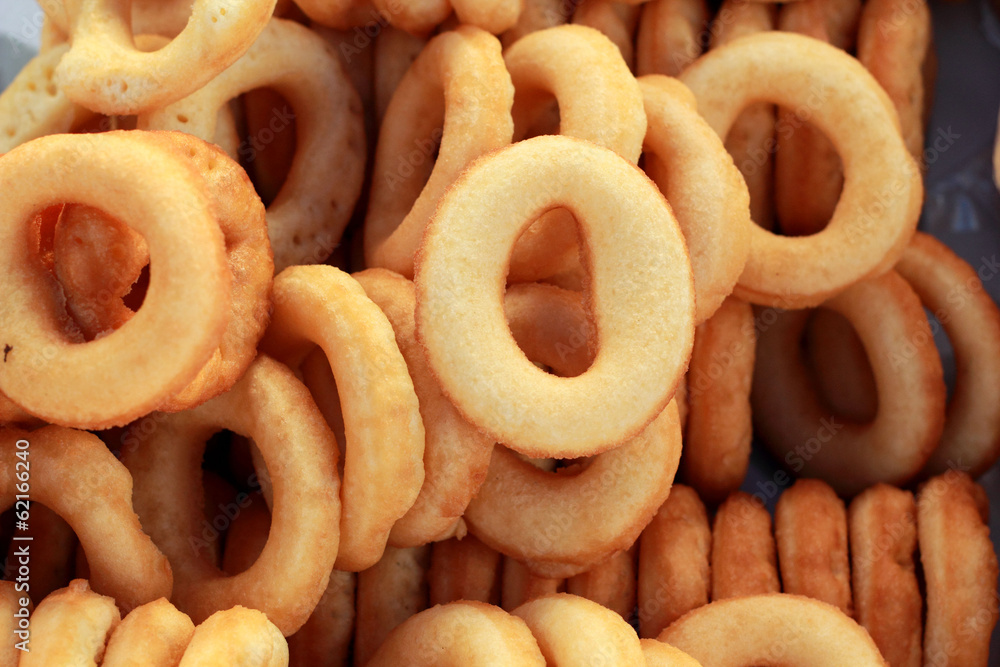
[373, 25, 429, 126]
[102, 598, 196, 667]
[178, 606, 288, 666]
[682, 296, 755, 503]
[708, 0, 777, 230]
[367, 600, 545, 666]
[352, 268, 493, 547]
[640, 638, 704, 666]
[512, 593, 644, 664]
[895, 233, 1000, 479]
[429, 535, 503, 606]
[918, 472, 999, 667]
[354, 545, 430, 667]
[774, 478, 852, 615]
[637, 485, 711, 638]
[849, 484, 922, 667]
[659, 594, 888, 665]
[0, 427, 172, 612]
[710, 491, 780, 600]
[751, 271, 946, 495]
[571, 1, 641, 69]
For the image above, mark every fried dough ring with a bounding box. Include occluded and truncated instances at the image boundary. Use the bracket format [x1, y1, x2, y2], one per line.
[123, 356, 342, 635]
[364, 26, 514, 278]
[566, 549, 636, 621]
[895, 233, 1000, 478]
[640, 76, 751, 324]
[774, 0, 861, 237]
[658, 594, 887, 665]
[679, 32, 922, 308]
[19, 579, 120, 667]
[752, 271, 946, 495]
[635, 0, 709, 76]
[103, 598, 196, 667]
[139, 19, 364, 271]
[504, 25, 646, 283]
[355, 545, 430, 667]
[367, 600, 546, 666]
[682, 297, 755, 502]
[0, 427, 172, 611]
[373, 0, 450, 35]
[261, 265, 424, 571]
[502, 558, 563, 612]
[293, 0, 378, 29]
[0, 132, 230, 429]
[918, 472, 999, 667]
[0, 45, 77, 153]
[415, 135, 694, 457]
[848, 484, 922, 667]
[710, 491, 780, 600]
[429, 536, 503, 605]
[637, 485, 711, 639]
[462, 284, 682, 578]
[512, 593, 644, 664]
[774, 479, 852, 615]
[51, 0, 275, 115]
[857, 0, 931, 162]
[353, 268, 493, 547]
[373, 26, 428, 126]
[178, 607, 288, 667]
[501, 0, 570, 47]
[466, 399, 681, 579]
[709, 0, 777, 230]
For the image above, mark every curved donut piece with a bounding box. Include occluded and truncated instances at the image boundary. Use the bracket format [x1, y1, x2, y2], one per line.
[123, 356, 341, 635]
[415, 135, 694, 458]
[18, 579, 120, 667]
[680, 32, 921, 308]
[659, 594, 887, 665]
[640, 76, 751, 324]
[353, 268, 493, 548]
[895, 233, 1000, 478]
[504, 24, 647, 283]
[261, 265, 425, 571]
[140, 18, 365, 271]
[178, 607, 288, 667]
[53, 0, 277, 115]
[367, 600, 545, 666]
[365, 26, 514, 278]
[103, 598, 196, 666]
[0, 427, 172, 611]
[512, 593, 644, 665]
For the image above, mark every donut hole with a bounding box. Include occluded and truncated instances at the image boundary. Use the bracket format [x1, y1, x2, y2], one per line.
[237, 88, 299, 207]
[0, 502, 78, 605]
[802, 308, 878, 424]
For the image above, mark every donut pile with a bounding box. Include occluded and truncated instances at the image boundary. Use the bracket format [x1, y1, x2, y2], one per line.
[0, 0, 997, 664]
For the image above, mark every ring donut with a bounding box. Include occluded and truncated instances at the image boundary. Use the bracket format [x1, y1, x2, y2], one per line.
[680, 32, 922, 308]
[415, 135, 694, 458]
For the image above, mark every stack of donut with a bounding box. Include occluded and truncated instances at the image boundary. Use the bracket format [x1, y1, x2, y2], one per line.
[0, 0, 996, 664]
